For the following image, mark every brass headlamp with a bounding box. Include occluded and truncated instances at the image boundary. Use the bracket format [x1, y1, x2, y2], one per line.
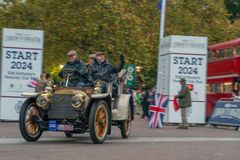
[71, 93, 86, 110]
[94, 80, 102, 94]
[36, 92, 52, 109]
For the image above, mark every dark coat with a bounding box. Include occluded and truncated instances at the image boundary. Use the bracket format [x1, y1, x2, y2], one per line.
[141, 91, 150, 107]
[88, 60, 124, 82]
[176, 84, 191, 108]
[59, 60, 88, 87]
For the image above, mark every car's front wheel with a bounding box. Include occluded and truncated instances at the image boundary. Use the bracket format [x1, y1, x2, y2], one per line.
[19, 98, 42, 142]
[89, 100, 109, 144]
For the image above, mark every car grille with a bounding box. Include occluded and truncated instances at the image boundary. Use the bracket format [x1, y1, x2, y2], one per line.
[48, 94, 79, 119]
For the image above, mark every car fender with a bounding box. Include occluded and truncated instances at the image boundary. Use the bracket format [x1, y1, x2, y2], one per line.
[112, 94, 133, 121]
[90, 93, 109, 99]
[22, 92, 39, 97]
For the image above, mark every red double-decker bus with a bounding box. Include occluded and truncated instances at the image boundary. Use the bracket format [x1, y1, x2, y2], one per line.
[207, 38, 240, 119]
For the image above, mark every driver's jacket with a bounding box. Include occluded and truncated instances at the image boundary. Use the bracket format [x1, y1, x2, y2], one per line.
[59, 60, 88, 87]
[88, 60, 123, 83]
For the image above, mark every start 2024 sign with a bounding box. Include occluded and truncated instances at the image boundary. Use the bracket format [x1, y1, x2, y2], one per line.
[0, 28, 44, 120]
[159, 35, 208, 124]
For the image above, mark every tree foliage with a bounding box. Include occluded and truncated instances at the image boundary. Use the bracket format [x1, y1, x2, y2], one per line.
[0, 0, 239, 88]
[225, 0, 240, 22]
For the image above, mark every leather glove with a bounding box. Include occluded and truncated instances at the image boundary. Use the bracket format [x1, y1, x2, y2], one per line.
[120, 54, 125, 63]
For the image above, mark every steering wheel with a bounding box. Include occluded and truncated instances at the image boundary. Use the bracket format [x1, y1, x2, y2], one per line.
[62, 68, 75, 80]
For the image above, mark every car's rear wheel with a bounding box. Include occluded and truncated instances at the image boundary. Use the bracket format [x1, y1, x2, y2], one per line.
[119, 106, 132, 139]
[65, 132, 73, 137]
[89, 100, 109, 144]
[19, 98, 42, 142]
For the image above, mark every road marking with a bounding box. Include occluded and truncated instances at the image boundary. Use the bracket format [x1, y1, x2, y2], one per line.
[0, 137, 240, 144]
[112, 137, 240, 143]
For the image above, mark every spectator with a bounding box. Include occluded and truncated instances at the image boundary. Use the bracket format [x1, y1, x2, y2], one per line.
[134, 90, 142, 115]
[175, 78, 192, 129]
[141, 90, 150, 119]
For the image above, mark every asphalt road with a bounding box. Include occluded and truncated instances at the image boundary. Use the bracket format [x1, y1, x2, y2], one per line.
[0, 116, 240, 160]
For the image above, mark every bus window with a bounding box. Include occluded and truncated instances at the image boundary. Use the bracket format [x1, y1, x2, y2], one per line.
[224, 82, 232, 93]
[212, 83, 224, 93]
[225, 48, 232, 58]
[236, 46, 240, 55]
[234, 82, 238, 91]
[218, 50, 224, 59]
[206, 84, 212, 93]
[233, 78, 240, 90]
[208, 51, 217, 61]
[208, 51, 212, 61]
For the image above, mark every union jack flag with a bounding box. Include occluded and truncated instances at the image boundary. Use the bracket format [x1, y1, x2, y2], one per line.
[149, 94, 169, 128]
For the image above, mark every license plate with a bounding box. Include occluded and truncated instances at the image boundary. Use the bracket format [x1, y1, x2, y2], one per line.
[57, 124, 74, 131]
[48, 120, 57, 131]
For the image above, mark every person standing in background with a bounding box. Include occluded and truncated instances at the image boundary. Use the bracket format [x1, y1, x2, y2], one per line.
[141, 90, 150, 119]
[149, 89, 156, 107]
[135, 90, 142, 115]
[176, 78, 192, 129]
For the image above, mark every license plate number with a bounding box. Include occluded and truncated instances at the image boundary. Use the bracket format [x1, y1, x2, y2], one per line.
[57, 124, 74, 131]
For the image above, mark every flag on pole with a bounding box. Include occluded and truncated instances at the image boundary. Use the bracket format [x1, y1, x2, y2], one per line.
[156, 0, 167, 94]
[149, 94, 169, 128]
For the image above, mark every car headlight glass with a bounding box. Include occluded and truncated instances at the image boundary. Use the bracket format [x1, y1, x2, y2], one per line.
[71, 94, 85, 110]
[36, 94, 50, 108]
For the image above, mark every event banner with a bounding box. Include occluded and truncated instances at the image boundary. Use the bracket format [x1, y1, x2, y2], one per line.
[159, 35, 208, 124]
[208, 100, 240, 127]
[0, 28, 44, 120]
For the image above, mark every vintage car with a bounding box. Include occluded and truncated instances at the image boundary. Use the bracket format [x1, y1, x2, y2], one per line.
[19, 69, 134, 144]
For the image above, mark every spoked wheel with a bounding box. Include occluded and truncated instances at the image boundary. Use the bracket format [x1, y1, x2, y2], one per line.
[19, 98, 42, 142]
[120, 106, 132, 139]
[65, 132, 73, 137]
[89, 100, 109, 144]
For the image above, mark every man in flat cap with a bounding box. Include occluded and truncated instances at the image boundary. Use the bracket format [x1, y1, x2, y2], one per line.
[86, 54, 96, 71]
[175, 78, 191, 129]
[59, 50, 88, 87]
[88, 52, 125, 94]
[88, 54, 96, 65]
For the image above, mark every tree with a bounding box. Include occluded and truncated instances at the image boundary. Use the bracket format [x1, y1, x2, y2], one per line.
[225, 0, 240, 22]
[0, 0, 237, 88]
[165, 0, 235, 44]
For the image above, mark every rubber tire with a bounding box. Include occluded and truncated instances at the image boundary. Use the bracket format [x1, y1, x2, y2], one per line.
[19, 98, 42, 142]
[120, 106, 132, 139]
[89, 100, 109, 144]
[65, 132, 73, 137]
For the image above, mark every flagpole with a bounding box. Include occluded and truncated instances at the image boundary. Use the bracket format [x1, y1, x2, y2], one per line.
[156, 0, 167, 94]
[160, 0, 166, 39]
